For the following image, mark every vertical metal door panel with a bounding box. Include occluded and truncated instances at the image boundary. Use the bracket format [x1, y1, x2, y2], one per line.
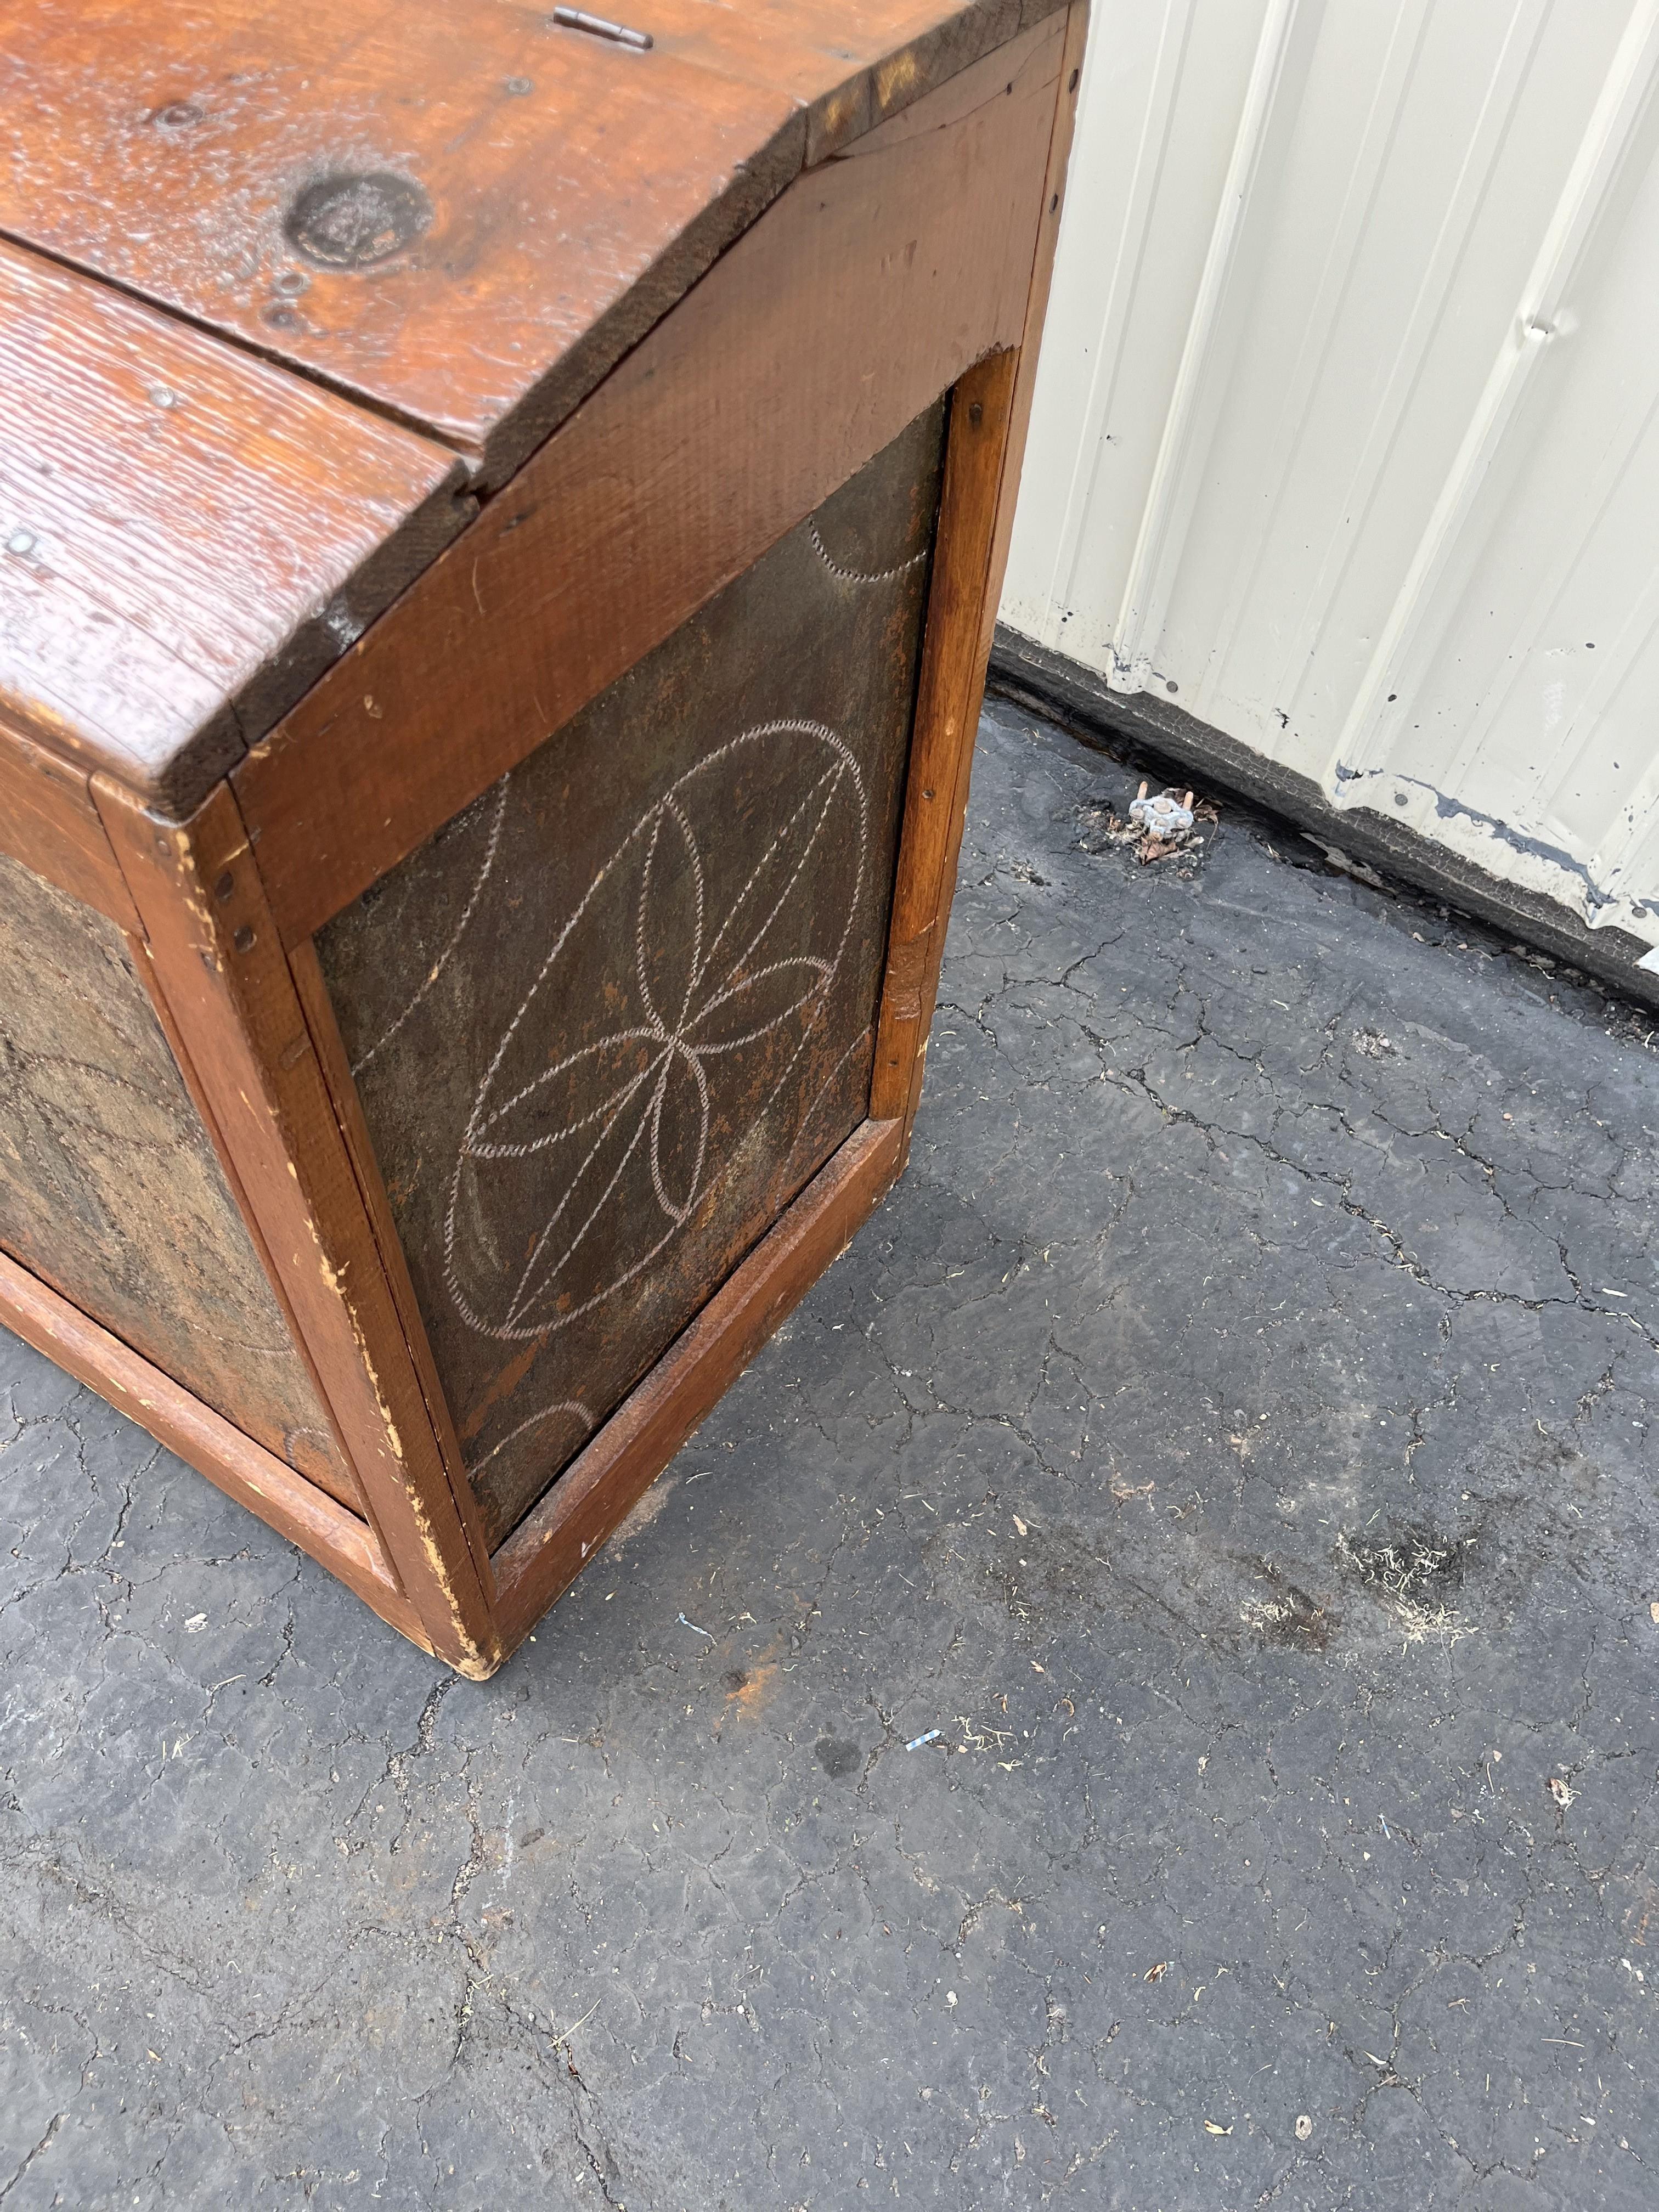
[1005, 0, 1659, 946]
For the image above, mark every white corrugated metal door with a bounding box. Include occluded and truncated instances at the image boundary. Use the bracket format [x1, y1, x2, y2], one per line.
[1004, 0, 1659, 954]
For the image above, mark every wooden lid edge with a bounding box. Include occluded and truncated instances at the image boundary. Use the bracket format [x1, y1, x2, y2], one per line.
[475, 105, 809, 489]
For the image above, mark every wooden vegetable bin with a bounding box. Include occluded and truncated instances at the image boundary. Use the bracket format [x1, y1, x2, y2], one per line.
[0, 0, 1085, 1672]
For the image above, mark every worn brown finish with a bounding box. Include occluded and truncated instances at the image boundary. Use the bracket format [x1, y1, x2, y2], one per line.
[0, 0, 804, 486]
[493, 1115, 902, 1645]
[1, 0, 1084, 1669]
[93, 778, 499, 1673]
[554, 0, 1067, 162]
[0, 3, 1064, 486]
[315, 408, 943, 1543]
[234, 15, 1068, 947]
[287, 938, 498, 1587]
[872, 350, 1019, 1119]
[0, 241, 469, 816]
[874, 0, 1086, 1156]
[0, 1245, 430, 1649]
[0, 724, 139, 932]
[122, 924, 368, 1517]
[0, 847, 354, 1498]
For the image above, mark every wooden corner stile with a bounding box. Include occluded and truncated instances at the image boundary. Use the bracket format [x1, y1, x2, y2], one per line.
[491, 1116, 902, 1654]
[0, 723, 142, 932]
[92, 774, 502, 1677]
[287, 938, 498, 1593]
[121, 925, 366, 1515]
[0, 1246, 432, 1652]
[871, 0, 1089, 1164]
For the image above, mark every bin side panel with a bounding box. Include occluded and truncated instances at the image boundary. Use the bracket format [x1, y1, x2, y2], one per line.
[0, 849, 353, 1493]
[317, 401, 945, 1544]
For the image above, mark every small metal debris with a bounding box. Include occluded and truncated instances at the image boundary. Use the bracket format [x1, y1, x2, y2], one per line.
[552, 5, 654, 48]
[1077, 783, 1216, 866]
[905, 1728, 942, 1751]
[1129, 784, 1195, 841]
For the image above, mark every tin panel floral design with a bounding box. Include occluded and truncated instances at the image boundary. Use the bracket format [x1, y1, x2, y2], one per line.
[319, 402, 945, 1542]
[0, 851, 349, 1493]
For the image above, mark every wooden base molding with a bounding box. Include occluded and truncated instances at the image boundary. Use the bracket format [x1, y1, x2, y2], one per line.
[492, 1115, 902, 1653]
[0, 1246, 433, 1655]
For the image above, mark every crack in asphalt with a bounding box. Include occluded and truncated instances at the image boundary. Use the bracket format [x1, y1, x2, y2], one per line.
[2, 701, 1656, 2207]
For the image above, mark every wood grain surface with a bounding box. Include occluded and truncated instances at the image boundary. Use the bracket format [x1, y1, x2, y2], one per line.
[0, 241, 469, 815]
[511, 0, 1067, 161]
[0, 3, 1062, 483]
[237, 15, 1066, 946]
[879, 1, 1087, 1164]
[0, 848, 355, 1499]
[870, 352, 1018, 1120]
[0, 722, 140, 931]
[94, 779, 500, 1672]
[0, 0, 802, 486]
[289, 937, 499, 1583]
[316, 408, 944, 1544]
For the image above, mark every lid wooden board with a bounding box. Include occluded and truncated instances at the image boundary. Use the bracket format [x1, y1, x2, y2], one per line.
[0, 239, 468, 812]
[516, 0, 1056, 160]
[0, 0, 803, 486]
[0, 1, 1062, 483]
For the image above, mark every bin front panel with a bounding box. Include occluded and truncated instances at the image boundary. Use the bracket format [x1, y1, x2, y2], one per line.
[317, 400, 946, 1544]
[0, 849, 352, 1494]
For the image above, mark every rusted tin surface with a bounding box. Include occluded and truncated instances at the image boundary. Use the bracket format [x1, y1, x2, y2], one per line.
[318, 404, 945, 1543]
[0, 850, 349, 1491]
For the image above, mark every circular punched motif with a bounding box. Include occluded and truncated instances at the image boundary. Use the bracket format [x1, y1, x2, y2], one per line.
[442, 720, 868, 1345]
[283, 171, 431, 269]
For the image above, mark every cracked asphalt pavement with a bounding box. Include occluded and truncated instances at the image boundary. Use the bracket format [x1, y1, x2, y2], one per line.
[4, 698, 1657, 2209]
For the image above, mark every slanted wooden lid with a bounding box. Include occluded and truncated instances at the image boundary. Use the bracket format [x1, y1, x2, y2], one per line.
[0, 0, 1051, 484]
[0, 0, 1058, 813]
[0, 242, 468, 815]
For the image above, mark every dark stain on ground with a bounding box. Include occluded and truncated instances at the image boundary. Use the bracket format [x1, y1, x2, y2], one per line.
[814, 1737, 861, 1780]
[1336, 1522, 1477, 1603]
[1242, 1559, 1341, 1651]
[1519, 1425, 1602, 1493]
[992, 1521, 1111, 1628]
[721, 1669, 749, 1694]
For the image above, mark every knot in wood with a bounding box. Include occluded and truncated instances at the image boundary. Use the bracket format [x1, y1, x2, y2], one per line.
[284, 172, 431, 269]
